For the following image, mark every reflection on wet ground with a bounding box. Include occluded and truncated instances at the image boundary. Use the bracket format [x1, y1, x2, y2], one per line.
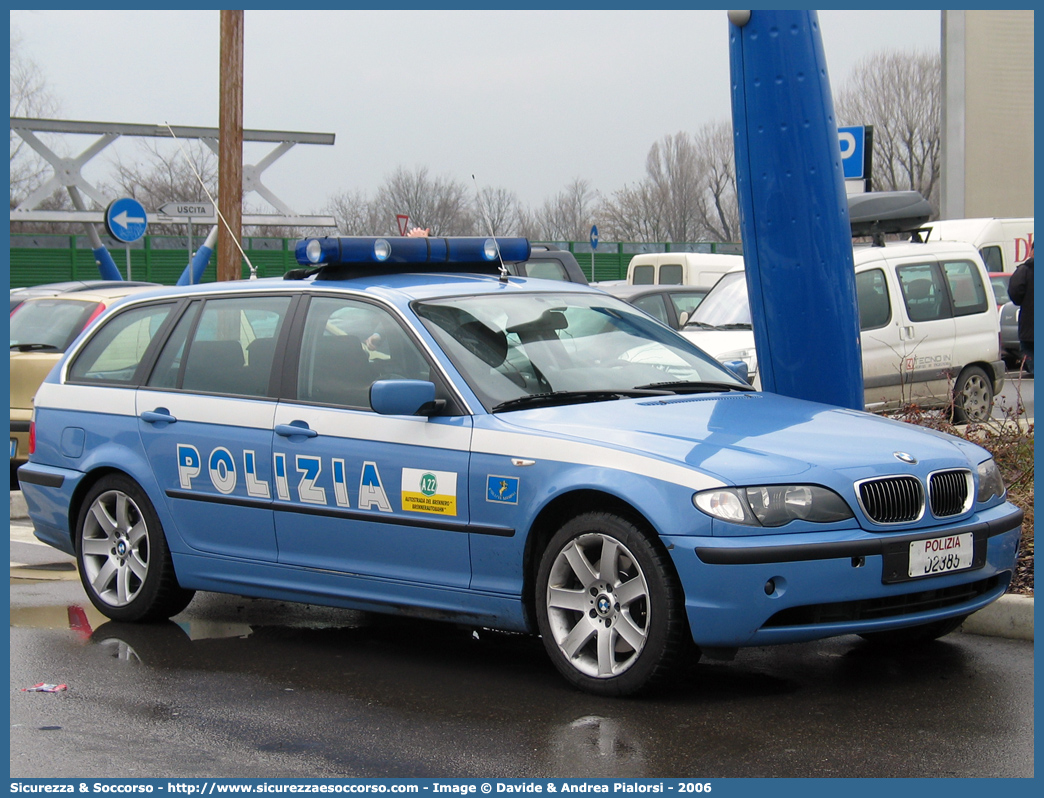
[9, 591, 1034, 778]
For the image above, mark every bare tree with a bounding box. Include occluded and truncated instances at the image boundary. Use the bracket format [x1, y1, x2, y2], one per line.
[10, 30, 61, 207]
[373, 166, 476, 236]
[535, 178, 599, 241]
[599, 181, 670, 243]
[323, 188, 385, 235]
[475, 185, 522, 236]
[597, 123, 738, 244]
[834, 49, 941, 214]
[692, 120, 739, 242]
[645, 132, 703, 242]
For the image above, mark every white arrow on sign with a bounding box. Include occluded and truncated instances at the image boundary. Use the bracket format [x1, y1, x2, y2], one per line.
[112, 209, 146, 229]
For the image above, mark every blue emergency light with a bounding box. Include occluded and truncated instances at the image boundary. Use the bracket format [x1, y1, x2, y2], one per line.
[294, 236, 532, 267]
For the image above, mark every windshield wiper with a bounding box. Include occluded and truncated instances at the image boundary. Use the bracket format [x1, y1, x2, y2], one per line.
[492, 389, 670, 413]
[10, 343, 59, 352]
[633, 380, 754, 394]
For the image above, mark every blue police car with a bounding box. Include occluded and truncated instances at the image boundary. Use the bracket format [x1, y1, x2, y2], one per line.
[18, 236, 1023, 695]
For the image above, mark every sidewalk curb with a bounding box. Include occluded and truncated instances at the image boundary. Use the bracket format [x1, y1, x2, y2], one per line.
[10, 490, 28, 521]
[8, 491, 1034, 641]
[959, 593, 1034, 641]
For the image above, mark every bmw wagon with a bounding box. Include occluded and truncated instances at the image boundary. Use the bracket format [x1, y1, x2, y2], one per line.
[18, 236, 1023, 695]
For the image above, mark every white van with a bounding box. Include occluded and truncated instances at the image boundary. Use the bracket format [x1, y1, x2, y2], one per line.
[921, 218, 1034, 273]
[627, 252, 744, 289]
[681, 240, 1004, 422]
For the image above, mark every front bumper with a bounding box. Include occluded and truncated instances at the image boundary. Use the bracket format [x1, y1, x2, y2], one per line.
[665, 502, 1023, 648]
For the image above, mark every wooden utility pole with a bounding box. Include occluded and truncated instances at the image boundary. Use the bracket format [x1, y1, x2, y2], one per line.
[218, 10, 244, 281]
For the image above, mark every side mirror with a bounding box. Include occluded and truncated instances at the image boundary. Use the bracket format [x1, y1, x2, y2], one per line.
[370, 380, 444, 417]
[677, 310, 690, 328]
[723, 359, 750, 384]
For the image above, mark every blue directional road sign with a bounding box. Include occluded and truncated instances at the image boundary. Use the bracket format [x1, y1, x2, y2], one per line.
[105, 197, 149, 243]
[590, 225, 599, 250]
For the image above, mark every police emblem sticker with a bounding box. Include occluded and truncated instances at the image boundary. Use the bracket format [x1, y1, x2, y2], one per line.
[486, 475, 520, 504]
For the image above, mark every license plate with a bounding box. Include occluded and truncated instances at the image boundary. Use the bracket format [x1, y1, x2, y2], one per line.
[908, 533, 974, 578]
[10, 438, 16, 459]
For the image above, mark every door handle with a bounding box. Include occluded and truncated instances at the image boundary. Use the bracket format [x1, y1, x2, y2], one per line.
[275, 422, 318, 438]
[140, 408, 177, 424]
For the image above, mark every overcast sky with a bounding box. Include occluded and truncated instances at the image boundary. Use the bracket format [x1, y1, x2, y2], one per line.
[11, 9, 942, 219]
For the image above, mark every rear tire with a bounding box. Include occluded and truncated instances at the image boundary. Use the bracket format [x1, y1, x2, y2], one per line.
[952, 366, 993, 423]
[76, 475, 194, 622]
[535, 512, 688, 696]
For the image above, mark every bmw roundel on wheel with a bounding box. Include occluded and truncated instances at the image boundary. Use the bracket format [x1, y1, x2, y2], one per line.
[18, 236, 1023, 695]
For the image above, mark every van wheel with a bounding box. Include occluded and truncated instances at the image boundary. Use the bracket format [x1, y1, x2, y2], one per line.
[952, 366, 993, 423]
[535, 512, 687, 696]
[76, 475, 194, 622]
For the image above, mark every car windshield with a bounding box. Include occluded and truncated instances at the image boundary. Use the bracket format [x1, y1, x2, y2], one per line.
[414, 291, 747, 412]
[10, 298, 98, 351]
[991, 274, 1011, 304]
[687, 271, 752, 328]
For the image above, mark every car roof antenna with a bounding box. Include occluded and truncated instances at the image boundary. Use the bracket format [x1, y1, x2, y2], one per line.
[163, 122, 257, 279]
[472, 174, 509, 283]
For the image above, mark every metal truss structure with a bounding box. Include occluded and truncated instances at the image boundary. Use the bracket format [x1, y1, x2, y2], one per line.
[9, 117, 338, 228]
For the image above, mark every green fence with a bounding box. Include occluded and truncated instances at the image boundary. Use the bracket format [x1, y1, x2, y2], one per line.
[9, 235, 742, 287]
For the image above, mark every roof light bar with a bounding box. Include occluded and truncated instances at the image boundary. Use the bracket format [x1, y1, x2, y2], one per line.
[294, 236, 531, 267]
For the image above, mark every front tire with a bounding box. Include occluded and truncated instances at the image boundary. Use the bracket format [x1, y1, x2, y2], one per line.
[76, 475, 194, 622]
[952, 366, 993, 423]
[535, 512, 687, 696]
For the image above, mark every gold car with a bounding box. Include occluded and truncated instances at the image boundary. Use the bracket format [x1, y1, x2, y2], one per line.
[10, 284, 159, 470]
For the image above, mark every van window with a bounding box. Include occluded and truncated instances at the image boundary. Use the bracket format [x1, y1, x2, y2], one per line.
[896, 263, 952, 322]
[979, 246, 1003, 272]
[631, 264, 655, 285]
[659, 264, 683, 285]
[941, 259, 989, 316]
[68, 303, 175, 385]
[148, 296, 291, 396]
[855, 269, 891, 330]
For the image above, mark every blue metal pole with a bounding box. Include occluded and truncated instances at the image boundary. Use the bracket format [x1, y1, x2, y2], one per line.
[176, 225, 219, 286]
[92, 245, 123, 281]
[728, 10, 863, 410]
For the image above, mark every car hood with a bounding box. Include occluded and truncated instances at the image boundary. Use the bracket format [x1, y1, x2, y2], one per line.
[10, 350, 62, 411]
[495, 391, 981, 488]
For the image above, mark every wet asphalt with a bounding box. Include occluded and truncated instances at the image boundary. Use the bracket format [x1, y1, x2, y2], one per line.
[9, 524, 1034, 779]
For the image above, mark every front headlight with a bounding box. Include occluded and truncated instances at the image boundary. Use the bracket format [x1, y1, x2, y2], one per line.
[976, 458, 1006, 503]
[693, 485, 853, 527]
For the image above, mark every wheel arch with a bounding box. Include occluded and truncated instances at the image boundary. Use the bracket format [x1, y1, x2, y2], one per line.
[520, 489, 671, 631]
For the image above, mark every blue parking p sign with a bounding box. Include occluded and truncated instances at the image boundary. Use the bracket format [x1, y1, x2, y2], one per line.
[838, 126, 866, 180]
[105, 197, 149, 243]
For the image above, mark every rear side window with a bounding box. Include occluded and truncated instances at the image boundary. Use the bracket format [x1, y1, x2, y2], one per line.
[941, 259, 989, 316]
[659, 264, 683, 285]
[148, 296, 291, 397]
[896, 263, 952, 322]
[631, 264, 654, 285]
[979, 246, 1003, 272]
[68, 303, 175, 384]
[855, 268, 891, 330]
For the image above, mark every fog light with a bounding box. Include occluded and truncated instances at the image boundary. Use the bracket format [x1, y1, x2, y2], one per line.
[764, 579, 775, 596]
